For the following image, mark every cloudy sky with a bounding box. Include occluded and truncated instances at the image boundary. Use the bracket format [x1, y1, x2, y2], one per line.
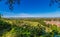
[0, 0, 60, 18]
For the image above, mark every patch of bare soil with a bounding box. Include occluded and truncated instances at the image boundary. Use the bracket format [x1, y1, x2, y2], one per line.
[44, 21, 60, 27]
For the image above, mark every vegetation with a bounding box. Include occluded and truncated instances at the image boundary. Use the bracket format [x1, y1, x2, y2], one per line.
[0, 14, 1, 18]
[49, 0, 60, 8]
[0, 0, 60, 10]
[0, 0, 20, 10]
[0, 18, 60, 37]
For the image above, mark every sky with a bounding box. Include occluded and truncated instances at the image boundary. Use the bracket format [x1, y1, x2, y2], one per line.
[0, 0, 60, 18]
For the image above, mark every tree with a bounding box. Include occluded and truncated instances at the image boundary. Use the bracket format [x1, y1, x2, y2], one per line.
[0, 14, 3, 18]
[0, 0, 20, 10]
[0, 14, 1, 18]
[0, 0, 60, 10]
[0, 20, 12, 36]
[49, 0, 60, 8]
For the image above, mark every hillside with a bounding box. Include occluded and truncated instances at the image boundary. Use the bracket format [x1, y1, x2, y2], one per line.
[0, 18, 60, 37]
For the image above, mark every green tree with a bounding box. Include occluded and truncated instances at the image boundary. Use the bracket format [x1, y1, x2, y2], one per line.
[0, 0, 60, 10]
[0, 14, 1, 18]
[0, 0, 20, 10]
[0, 20, 12, 36]
[49, 0, 60, 8]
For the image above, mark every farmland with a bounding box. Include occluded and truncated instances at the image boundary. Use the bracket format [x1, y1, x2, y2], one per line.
[0, 18, 60, 37]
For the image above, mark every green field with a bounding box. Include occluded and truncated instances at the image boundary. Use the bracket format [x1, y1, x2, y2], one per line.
[0, 18, 60, 37]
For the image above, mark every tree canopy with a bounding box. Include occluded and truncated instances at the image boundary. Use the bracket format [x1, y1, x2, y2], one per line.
[0, 14, 1, 18]
[0, 0, 60, 10]
[0, 0, 20, 10]
[49, 0, 60, 8]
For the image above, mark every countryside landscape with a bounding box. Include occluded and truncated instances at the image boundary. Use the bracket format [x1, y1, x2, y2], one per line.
[0, 0, 60, 37]
[0, 17, 60, 37]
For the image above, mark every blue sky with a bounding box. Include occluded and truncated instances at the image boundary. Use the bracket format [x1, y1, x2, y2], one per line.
[0, 0, 60, 18]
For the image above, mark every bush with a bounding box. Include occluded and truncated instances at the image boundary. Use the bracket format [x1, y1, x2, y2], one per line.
[0, 20, 12, 36]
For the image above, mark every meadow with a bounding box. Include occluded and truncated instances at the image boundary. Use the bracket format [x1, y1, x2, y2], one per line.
[0, 18, 60, 37]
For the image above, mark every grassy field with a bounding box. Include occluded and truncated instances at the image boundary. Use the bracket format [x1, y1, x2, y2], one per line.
[0, 18, 60, 37]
